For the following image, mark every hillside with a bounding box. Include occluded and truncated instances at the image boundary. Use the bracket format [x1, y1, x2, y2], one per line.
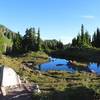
[0, 24, 16, 38]
[0, 24, 17, 53]
[0, 36, 12, 53]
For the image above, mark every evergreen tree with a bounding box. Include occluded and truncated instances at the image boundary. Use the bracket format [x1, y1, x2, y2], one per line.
[81, 24, 85, 44]
[12, 32, 23, 53]
[43, 39, 63, 50]
[72, 38, 77, 47]
[96, 28, 100, 47]
[77, 34, 82, 47]
[92, 32, 96, 46]
[92, 28, 100, 48]
[84, 31, 91, 46]
[72, 24, 91, 48]
[37, 28, 41, 51]
[57, 40, 63, 49]
[23, 27, 37, 52]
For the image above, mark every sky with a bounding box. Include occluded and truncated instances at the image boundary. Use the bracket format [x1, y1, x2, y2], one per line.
[0, 0, 100, 44]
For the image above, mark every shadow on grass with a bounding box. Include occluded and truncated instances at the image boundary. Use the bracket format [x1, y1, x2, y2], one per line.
[32, 86, 100, 100]
[0, 90, 33, 100]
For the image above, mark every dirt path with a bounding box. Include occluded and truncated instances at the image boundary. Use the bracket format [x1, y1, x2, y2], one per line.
[0, 83, 34, 100]
[0, 92, 32, 100]
[0, 90, 33, 100]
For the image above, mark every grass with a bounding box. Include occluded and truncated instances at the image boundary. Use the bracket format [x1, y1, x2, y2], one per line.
[69, 60, 87, 67]
[0, 51, 100, 99]
[32, 71, 100, 100]
[50, 47, 100, 63]
[0, 51, 48, 71]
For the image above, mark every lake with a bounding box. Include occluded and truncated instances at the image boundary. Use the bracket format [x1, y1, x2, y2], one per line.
[38, 57, 100, 75]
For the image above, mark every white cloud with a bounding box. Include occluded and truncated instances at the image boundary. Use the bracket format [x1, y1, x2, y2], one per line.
[81, 15, 95, 19]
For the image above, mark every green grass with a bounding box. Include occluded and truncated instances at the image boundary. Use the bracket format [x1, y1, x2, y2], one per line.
[32, 71, 100, 100]
[0, 51, 100, 99]
[50, 47, 100, 63]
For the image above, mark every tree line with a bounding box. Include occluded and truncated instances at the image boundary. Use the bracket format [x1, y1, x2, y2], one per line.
[12, 27, 64, 54]
[72, 24, 100, 48]
[9, 24, 100, 54]
[1, 24, 100, 54]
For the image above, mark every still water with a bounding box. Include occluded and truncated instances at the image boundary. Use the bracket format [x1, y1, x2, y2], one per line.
[39, 58, 100, 75]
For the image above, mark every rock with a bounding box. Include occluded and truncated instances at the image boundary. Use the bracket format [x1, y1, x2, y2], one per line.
[34, 70, 42, 76]
[33, 85, 41, 94]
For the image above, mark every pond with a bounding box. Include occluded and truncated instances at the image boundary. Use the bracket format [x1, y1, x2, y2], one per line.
[38, 57, 100, 75]
[89, 63, 100, 74]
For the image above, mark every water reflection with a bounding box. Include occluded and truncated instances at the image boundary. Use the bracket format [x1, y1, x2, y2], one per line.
[88, 63, 100, 74]
[39, 58, 100, 75]
[40, 58, 75, 73]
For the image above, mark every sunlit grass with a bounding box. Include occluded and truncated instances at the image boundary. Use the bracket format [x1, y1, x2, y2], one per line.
[0, 51, 100, 99]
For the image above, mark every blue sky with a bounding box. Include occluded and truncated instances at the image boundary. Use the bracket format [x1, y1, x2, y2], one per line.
[0, 0, 100, 44]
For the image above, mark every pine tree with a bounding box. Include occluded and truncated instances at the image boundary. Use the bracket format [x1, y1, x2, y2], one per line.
[72, 25, 91, 48]
[72, 38, 77, 47]
[92, 32, 96, 46]
[37, 28, 41, 51]
[23, 27, 37, 52]
[92, 28, 100, 48]
[12, 32, 23, 53]
[77, 34, 82, 47]
[96, 28, 100, 47]
[57, 40, 63, 49]
[81, 24, 84, 44]
[84, 31, 91, 46]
